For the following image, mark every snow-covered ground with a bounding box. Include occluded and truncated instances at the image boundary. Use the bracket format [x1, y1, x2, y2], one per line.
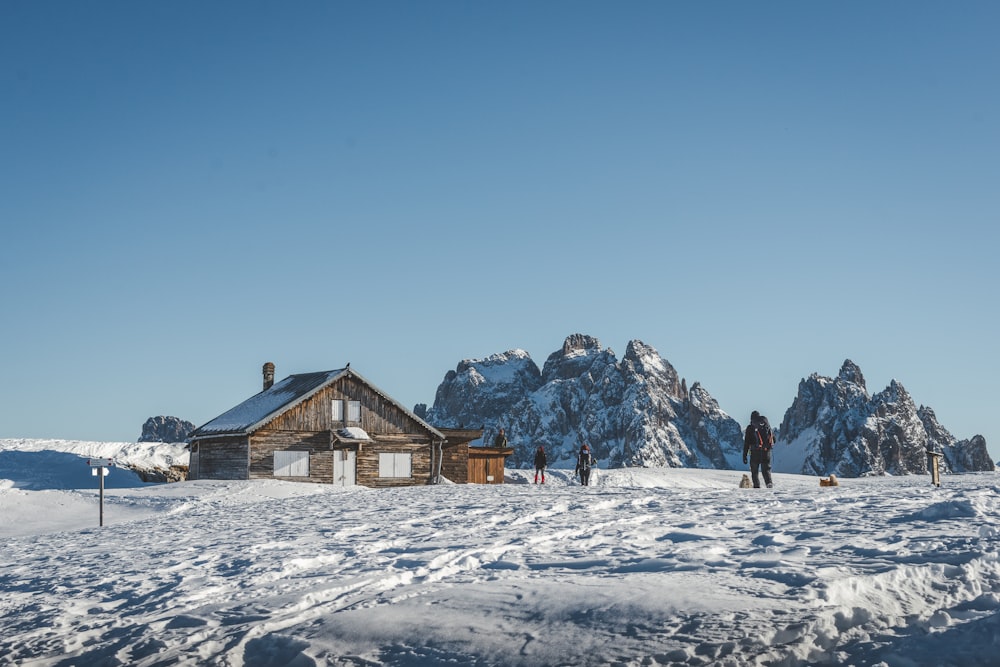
[2, 439, 1000, 666]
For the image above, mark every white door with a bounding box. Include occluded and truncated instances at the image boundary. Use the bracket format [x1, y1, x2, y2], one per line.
[333, 449, 356, 487]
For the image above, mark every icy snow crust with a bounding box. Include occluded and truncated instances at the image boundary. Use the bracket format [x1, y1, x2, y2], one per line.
[2, 439, 1000, 666]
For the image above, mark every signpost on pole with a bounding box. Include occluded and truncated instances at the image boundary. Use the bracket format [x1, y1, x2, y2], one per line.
[86, 458, 113, 526]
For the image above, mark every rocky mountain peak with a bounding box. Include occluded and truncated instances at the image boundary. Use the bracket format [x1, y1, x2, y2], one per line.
[623, 339, 665, 370]
[541, 334, 615, 384]
[622, 339, 684, 400]
[881, 379, 910, 403]
[776, 362, 993, 476]
[838, 359, 866, 389]
[561, 333, 602, 355]
[917, 405, 940, 425]
[917, 406, 994, 472]
[139, 416, 194, 443]
[422, 335, 743, 470]
[426, 350, 542, 429]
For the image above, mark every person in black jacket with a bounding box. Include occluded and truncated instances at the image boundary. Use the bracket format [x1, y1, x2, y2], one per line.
[743, 411, 774, 488]
[575, 444, 594, 486]
[533, 445, 547, 484]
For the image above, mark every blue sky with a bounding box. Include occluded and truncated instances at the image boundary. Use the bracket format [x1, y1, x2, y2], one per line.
[2, 2, 997, 460]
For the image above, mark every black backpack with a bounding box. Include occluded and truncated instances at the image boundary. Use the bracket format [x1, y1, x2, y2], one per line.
[752, 418, 774, 450]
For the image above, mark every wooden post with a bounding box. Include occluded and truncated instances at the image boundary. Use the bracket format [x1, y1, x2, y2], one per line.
[927, 450, 941, 487]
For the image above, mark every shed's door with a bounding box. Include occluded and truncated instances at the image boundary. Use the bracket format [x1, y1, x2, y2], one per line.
[468, 456, 486, 484]
[334, 449, 356, 487]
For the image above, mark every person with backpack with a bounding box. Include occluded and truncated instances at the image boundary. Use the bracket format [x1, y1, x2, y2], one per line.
[533, 445, 547, 484]
[575, 443, 595, 486]
[742, 411, 774, 488]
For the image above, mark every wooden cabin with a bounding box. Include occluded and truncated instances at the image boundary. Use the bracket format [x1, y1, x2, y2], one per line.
[188, 363, 485, 487]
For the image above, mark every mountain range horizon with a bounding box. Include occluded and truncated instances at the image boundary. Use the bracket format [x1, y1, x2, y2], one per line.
[417, 333, 994, 478]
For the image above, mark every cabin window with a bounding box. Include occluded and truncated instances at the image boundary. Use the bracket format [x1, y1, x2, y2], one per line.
[332, 399, 344, 422]
[378, 452, 412, 478]
[274, 450, 310, 477]
[347, 400, 361, 423]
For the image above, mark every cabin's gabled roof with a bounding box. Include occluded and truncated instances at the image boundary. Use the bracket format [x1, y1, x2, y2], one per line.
[190, 367, 444, 440]
[190, 369, 345, 438]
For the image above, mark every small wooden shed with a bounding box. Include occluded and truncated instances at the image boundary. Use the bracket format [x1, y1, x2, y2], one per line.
[467, 445, 515, 484]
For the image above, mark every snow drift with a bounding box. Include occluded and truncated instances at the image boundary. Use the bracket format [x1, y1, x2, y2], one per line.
[2, 438, 1000, 666]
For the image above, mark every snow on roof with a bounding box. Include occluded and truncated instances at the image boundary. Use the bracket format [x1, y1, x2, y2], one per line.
[337, 427, 371, 441]
[191, 369, 347, 437]
[190, 367, 445, 440]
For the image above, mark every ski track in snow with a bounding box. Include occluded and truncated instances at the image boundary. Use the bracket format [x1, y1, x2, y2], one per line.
[2, 466, 1000, 666]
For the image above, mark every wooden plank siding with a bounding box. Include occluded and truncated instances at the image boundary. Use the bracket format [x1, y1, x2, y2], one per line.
[265, 377, 423, 436]
[439, 442, 470, 484]
[357, 436, 434, 488]
[191, 437, 250, 480]
[249, 430, 333, 484]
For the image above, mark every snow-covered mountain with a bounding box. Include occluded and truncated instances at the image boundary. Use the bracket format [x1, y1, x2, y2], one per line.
[417, 334, 744, 470]
[775, 360, 994, 476]
[419, 340, 992, 478]
[0, 438, 190, 487]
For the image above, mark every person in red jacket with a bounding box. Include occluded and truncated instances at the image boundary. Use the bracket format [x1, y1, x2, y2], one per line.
[533, 445, 547, 484]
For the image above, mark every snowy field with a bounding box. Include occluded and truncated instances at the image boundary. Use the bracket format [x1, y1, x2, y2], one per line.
[2, 440, 1000, 666]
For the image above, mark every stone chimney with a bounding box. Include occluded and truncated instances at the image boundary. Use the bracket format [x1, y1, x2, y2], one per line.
[263, 362, 275, 391]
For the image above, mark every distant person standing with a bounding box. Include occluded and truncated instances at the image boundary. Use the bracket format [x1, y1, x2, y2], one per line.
[743, 411, 774, 488]
[493, 427, 508, 448]
[575, 444, 595, 486]
[533, 445, 547, 484]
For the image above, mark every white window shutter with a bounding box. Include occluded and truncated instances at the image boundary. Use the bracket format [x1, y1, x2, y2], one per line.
[396, 452, 411, 478]
[274, 450, 309, 477]
[378, 452, 412, 478]
[378, 453, 394, 477]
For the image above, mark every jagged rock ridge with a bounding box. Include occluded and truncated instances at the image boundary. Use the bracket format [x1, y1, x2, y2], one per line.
[420, 344, 992, 478]
[139, 416, 195, 443]
[776, 360, 994, 476]
[421, 334, 744, 470]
